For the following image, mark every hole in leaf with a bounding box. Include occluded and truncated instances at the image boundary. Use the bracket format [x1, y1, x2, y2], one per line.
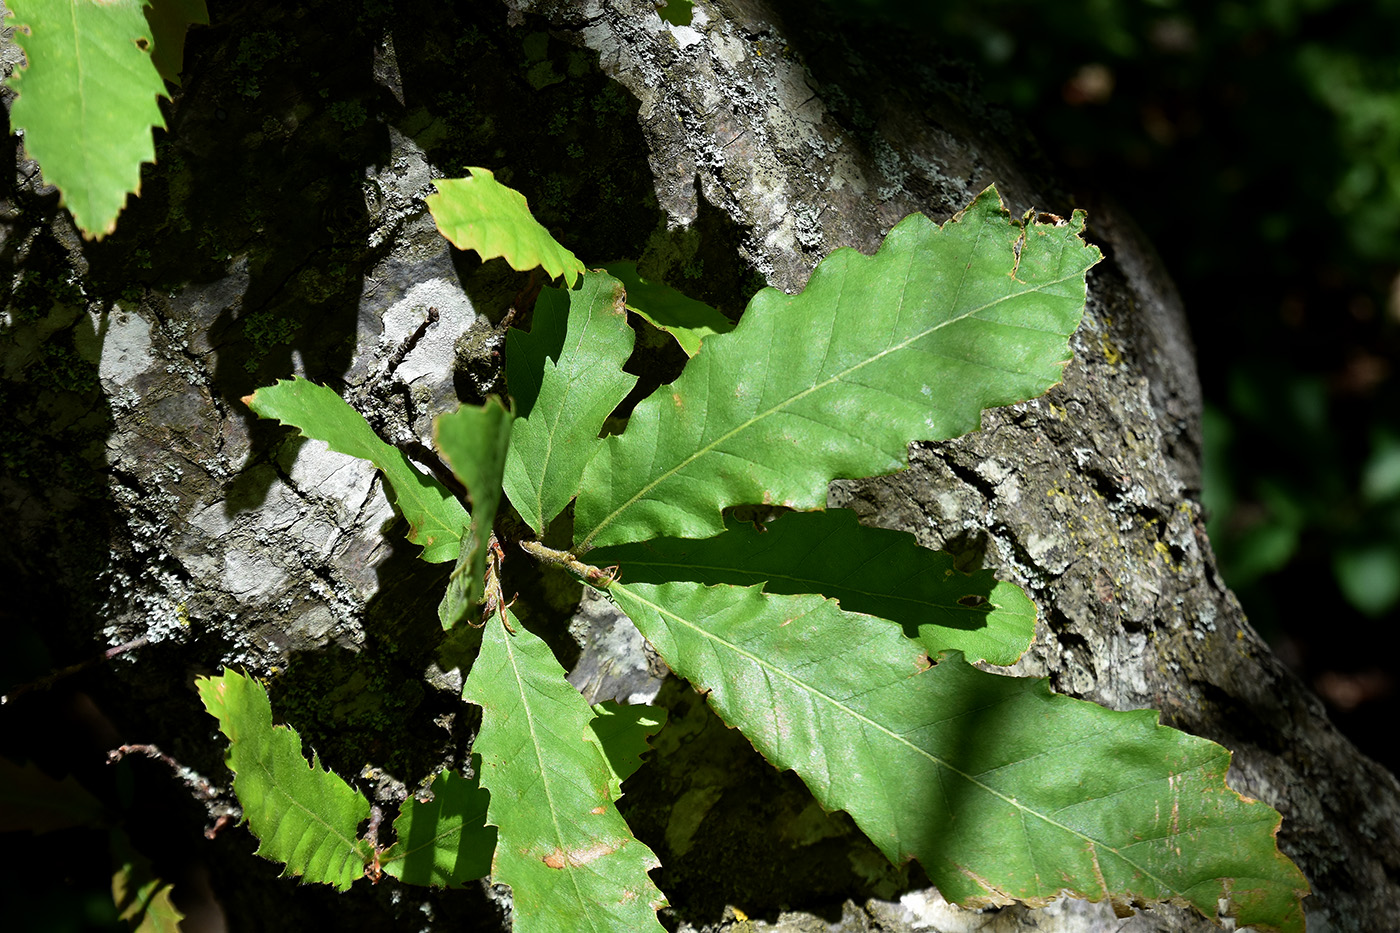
[957, 594, 987, 608]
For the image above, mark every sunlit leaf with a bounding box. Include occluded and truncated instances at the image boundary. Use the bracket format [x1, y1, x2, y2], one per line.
[464, 610, 667, 932]
[608, 580, 1308, 933]
[428, 168, 585, 287]
[111, 830, 185, 933]
[5, 0, 168, 238]
[586, 701, 667, 801]
[575, 186, 1101, 551]
[245, 378, 467, 563]
[503, 272, 637, 533]
[197, 670, 373, 891]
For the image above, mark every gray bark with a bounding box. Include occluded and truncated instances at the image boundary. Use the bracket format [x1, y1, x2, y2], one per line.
[2, 0, 1396, 930]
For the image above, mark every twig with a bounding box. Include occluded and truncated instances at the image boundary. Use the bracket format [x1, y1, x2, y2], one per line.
[108, 743, 220, 802]
[518, 540, 619, 588]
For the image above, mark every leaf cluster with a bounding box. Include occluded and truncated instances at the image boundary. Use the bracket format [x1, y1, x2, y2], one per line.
[210, 173, 1308, 933]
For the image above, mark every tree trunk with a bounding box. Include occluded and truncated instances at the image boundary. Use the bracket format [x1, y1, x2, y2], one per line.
[2, 0, 1395, 930]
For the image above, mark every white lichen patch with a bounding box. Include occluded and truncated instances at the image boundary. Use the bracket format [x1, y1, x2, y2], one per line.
[94, 304, 156, 391]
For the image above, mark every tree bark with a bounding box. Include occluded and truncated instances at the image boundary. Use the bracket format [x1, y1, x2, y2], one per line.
[2, 0, 1396, 930]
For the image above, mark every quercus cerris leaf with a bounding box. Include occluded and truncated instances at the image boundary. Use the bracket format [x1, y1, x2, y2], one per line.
[463, 609, 667, 933]
[574, 185, 1101, 551]
[602, 261, 733, 357]
[427, 168, 586, 287]
[586, 701, 667, 801]
[111, 830, 185, 933]
[197, 670, 373, 892]
[244, 378, 467, 563]
[5, 0, 169, 239]
[589, 508, 1036, 665]
[434, 397, 514, 626]
[607, 580, 1309, 933]
[503, 271, 637, 534]
[379, 764, 496, 887]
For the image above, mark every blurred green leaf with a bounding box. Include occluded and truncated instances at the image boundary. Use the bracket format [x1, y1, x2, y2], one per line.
[1334, 544, 1400, 617]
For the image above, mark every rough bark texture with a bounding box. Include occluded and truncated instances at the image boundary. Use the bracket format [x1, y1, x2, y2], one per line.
[2, 0, 1397, 930]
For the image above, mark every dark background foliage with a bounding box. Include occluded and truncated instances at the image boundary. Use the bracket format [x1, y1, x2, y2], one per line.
[824, 0, 1400, 776]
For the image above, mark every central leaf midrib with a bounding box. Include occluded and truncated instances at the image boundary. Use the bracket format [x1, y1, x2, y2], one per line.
[613, 582, 1180, 899]
[581, 265, 1082, 550]
[501, 628, 590, 912]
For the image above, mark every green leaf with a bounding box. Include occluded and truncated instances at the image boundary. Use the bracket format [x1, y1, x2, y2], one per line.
[245, 378, 467, 563]
[602, 262, 733, 357]
[608, 581, 1308, 933]
[591, 509, 1035, 665]
[380, 764, 496, 887]
[144, 0, 209, 86]
[503, 272, 638, 534]
[574, 187, 1101, 551]
[586, 701, 667, 801]
[434, 397, 514, 627]
[463, 610, 667, 933]
[197, 670, 373, 891]
[427, 168, 585, 287]
[5, 0, 168, 239]
[111, 830, 185, 933]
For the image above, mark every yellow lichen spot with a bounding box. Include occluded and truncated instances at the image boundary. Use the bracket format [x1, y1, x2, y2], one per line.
[1236, 629, 1245, 640]
[1100, 335, 1122, 365]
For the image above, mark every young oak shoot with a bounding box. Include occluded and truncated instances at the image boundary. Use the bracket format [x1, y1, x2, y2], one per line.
[221, 181, 1307, 933]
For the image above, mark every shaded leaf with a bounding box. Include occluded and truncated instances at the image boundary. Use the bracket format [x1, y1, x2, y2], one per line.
[5, 0, 168, 239]
[197, 670, 372, 891]
[586, 701, 667, 801]
[245, 378, 467, 563]
[608, 580, 1308, 933]
[380, 764, 495, 887]
[503, 272, 637, 533]
[591, 509, 1035, 665]
[602, 261, 733, 357]
[464, 610, 667, 932]
[144, 0, 209, 86]
[575, 186, 1101, 551]
[428, 168, 585, 287]
[111, 830, 185, 933]
[434, 397, 514, 627]
[0, 756, 106, 832]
